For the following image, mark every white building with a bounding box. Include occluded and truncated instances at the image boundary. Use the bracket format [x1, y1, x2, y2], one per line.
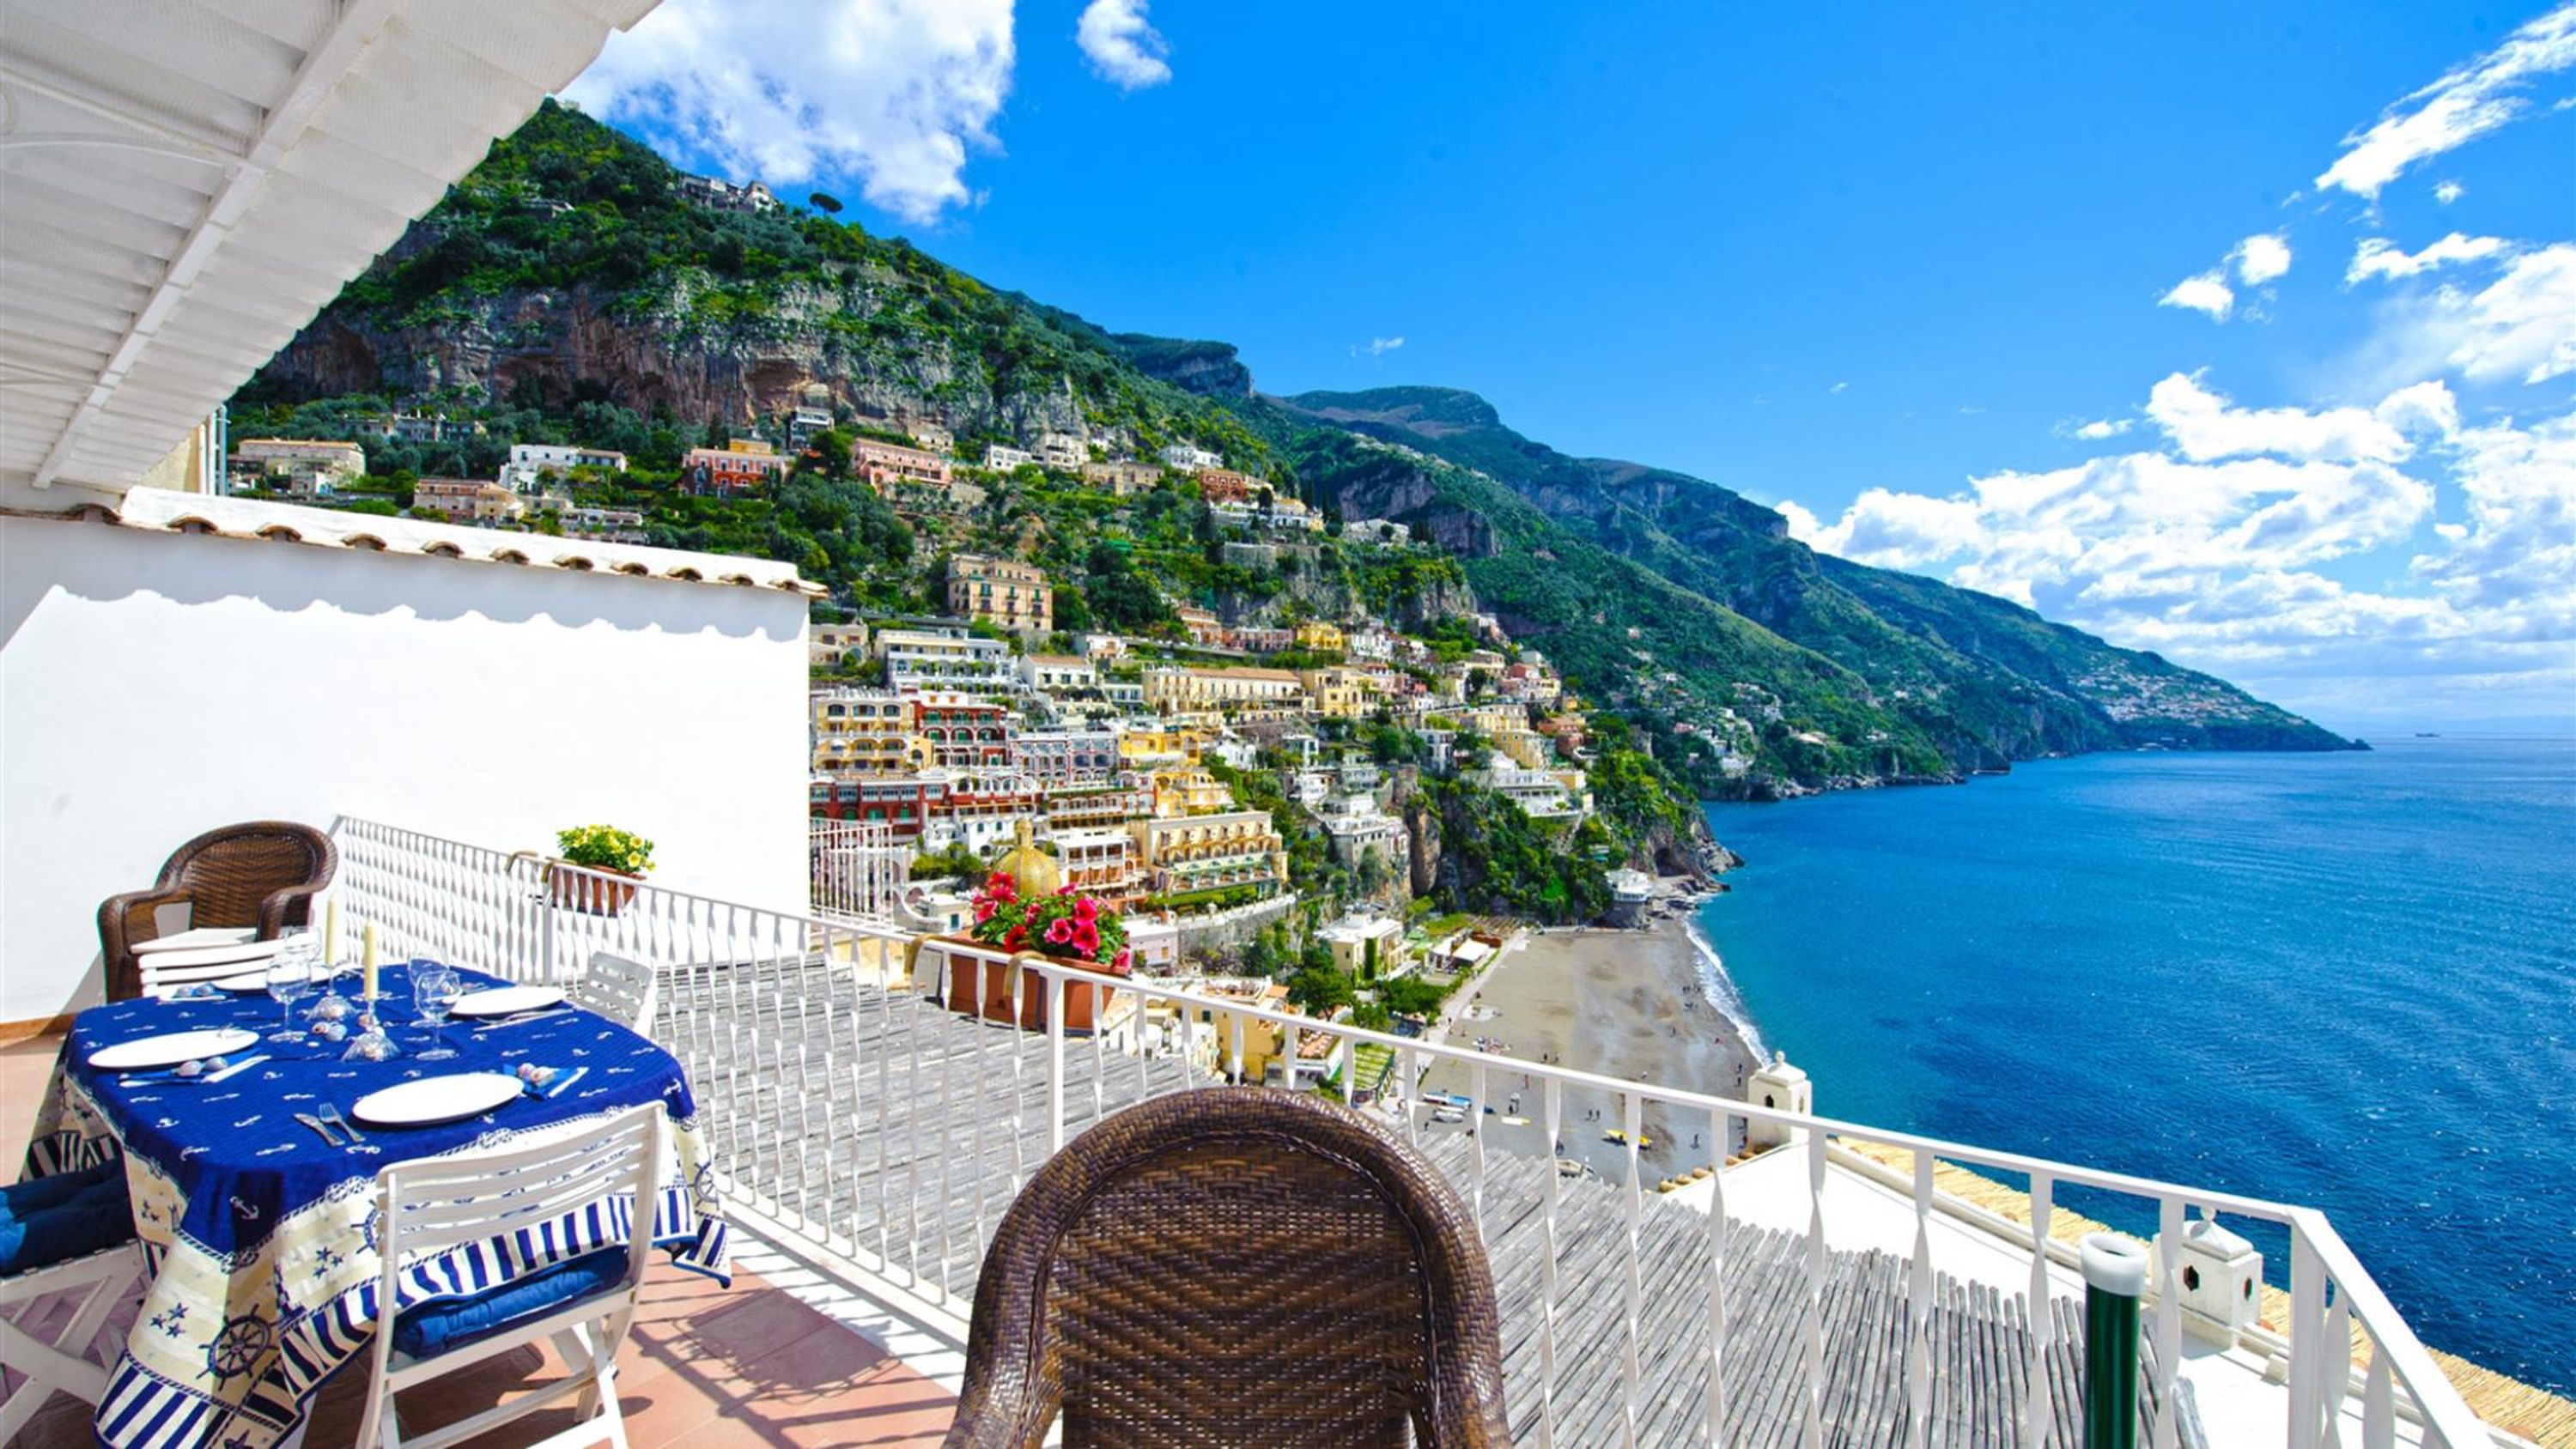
[1159, 442, 1224, 471]
[983, 444, 1035, 471]
[1032, 432, 1089, 471]
[1012, 728, 1121, 788]
[1321, 791, 1408, 875]
[1019, 652, 1099, 694]
[499, 441, 629, 493]
[878, 627, 1019, 694]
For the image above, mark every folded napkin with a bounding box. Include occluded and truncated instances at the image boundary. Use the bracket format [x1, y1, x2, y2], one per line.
[518, 1064, 588, 1100]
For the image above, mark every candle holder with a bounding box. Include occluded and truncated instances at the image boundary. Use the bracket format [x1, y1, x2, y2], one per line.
[342, 997, 401, 1062]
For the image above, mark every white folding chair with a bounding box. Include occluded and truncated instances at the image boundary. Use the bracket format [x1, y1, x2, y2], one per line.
[570, 951, 658, 1034]
[135, 937, 286, 997]
[356, 1103, 665, 1449]
[0, 1240, 146, 1442]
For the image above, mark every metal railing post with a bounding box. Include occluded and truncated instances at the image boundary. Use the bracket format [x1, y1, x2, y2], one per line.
[2081, 1233, 2148, 1449]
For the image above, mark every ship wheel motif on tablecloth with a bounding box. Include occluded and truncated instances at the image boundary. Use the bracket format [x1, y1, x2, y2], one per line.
[205, 1311, 272, 1383]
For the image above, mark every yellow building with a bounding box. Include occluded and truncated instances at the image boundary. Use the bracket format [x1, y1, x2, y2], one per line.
[1496, 725, 1556, 772]
[1189, 981, 1293, 1082]
[411, 478, 523, 522]
[1293, 620, 1345, 652]
[1142, 666, 1306, 716]
[1298, 667, 1369, 721]
[1149, 766, 1235, 818]
[1132, 810, 1288, 899]
[947, 553, 1053, 635]
[810, 688, 927, 774]
[1118, 724, 1209, 767]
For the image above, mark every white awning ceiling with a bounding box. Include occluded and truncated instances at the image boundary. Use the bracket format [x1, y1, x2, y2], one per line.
[0, 0, 661, 493]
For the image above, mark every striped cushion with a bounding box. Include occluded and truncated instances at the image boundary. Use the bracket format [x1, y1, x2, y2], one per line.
[391, 1249, 629, 1357]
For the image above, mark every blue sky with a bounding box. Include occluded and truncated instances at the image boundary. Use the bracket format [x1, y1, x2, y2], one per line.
[567, 2, 2575, 731]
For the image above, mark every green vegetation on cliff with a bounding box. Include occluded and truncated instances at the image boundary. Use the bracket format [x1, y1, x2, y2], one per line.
[234, 102, 2356, 800]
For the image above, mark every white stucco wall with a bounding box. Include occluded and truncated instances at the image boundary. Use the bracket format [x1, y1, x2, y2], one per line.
[0, 511, 811, 1022]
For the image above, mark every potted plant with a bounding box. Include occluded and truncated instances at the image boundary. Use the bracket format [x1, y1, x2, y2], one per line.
[961, 871, 1133, 1032]
[550, 824, 653, 915]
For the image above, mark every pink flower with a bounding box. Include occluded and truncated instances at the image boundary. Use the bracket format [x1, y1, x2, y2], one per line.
[1045, 919, 1075, 947]
[974, 900, 996, 923]
[1074, 897, 1099, 921]
[1110, 949, 1134, 977]
[1004, 925, 1026, 950]
[1072, 922, 1100, 954]
[1059, 883, 1076, 896]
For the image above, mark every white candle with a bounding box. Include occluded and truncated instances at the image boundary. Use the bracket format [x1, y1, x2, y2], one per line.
[322, 897, 338, 966]
[361, 923, 380, 1001]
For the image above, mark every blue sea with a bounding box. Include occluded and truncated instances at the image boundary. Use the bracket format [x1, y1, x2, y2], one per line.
[1698, 737, 2576, 1394]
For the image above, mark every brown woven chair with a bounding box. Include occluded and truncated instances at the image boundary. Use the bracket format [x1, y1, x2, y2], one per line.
[945, 1087, 1511, 1448]
[96, 821, 336, 1001]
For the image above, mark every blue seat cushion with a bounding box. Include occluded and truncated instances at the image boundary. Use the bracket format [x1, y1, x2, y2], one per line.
[0, 1162, 134, 1276]
[392, 1249, 630, 1358]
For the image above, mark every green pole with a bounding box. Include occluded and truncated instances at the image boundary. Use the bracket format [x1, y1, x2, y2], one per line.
[2080, 1232, 2148, 1449]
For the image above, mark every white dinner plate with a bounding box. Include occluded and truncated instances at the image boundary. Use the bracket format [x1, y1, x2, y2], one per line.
[448, 985, 566, 1018]
[89, 1028, 259, 1071]
[210, 962, 331, 992]
[351, 1073, 524, 1127]
[131, 927, 262, 955]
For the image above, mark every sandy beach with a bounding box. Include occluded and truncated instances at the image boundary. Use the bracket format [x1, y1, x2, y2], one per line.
[1416, 908, 1759, 1185]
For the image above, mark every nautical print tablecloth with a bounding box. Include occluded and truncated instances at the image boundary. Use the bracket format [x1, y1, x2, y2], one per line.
[24, 964, 729, 1449]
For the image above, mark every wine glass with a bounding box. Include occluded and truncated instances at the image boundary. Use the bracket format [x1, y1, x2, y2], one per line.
[305, 930, 355, 1023]
[413, 963, 463, 1062]
[266, 943, 316, 1043]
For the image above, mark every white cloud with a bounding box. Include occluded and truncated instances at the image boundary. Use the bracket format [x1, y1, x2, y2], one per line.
[2433, 179, 2466, 204]
[2144, 372, 2452, 464]
[1780, 375, 2576, 722]
[565, 0, 1015, 225]
[1829, 381, 1850, 395]
[2063, 417, 2135, 441]
[2347, 232, 2513, 283]
[1352, 336, 1405, 358]
[2316, 2, 2576, 198]
[1076, 0, 1172, 90]
[2160, 270, 2236, 321]
[2234, 233, 2293, 284]
[2435, 243, 2576, 384]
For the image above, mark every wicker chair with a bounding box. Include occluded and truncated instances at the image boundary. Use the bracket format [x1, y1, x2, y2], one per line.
[96, 821, 335, 1002]
[945, 1087, 1511, 1448]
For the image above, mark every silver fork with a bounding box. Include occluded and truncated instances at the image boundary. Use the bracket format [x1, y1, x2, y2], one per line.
[293, 1112, 343, 1147]
[318, 1101, 379, 1153]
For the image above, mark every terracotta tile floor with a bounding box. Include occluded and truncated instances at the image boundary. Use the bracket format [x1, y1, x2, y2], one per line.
[2, 1033, 957, 1448]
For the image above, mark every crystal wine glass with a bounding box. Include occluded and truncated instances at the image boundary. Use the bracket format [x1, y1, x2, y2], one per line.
[306, 929, 355, 1023]
[413, 963, 463, 1062]
[266, 943, 315, 1043]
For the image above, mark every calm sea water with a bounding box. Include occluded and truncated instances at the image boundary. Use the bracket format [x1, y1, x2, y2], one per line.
[1698, 737, 2576, 1393]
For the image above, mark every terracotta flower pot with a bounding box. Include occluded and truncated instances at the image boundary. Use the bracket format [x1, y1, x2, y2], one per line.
[931, 935, 1126, 1035]
[550, 865, 639, 916]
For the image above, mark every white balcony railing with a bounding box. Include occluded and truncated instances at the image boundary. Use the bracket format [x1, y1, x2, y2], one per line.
[325, 817, 2498, 1449]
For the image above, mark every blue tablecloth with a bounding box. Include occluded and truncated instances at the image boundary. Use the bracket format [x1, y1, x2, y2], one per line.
[27, 965, 729, 1449]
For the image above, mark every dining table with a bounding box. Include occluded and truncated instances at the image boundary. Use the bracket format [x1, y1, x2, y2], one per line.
[22, 962, 730, 1449]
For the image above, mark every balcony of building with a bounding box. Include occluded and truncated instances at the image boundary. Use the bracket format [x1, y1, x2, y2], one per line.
[9, 819, 2523, 1447]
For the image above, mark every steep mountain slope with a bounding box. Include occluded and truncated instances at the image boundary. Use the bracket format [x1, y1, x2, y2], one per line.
[1267, 386, 2354, 774]
[234, 102, 2354, 800]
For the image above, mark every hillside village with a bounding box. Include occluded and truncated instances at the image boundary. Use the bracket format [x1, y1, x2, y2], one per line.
[220, 388, 1728, 1034]
[214, 103, 2351, 1037]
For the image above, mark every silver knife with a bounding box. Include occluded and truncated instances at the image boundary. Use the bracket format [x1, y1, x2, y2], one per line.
[294, 1111, 343, 1147]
